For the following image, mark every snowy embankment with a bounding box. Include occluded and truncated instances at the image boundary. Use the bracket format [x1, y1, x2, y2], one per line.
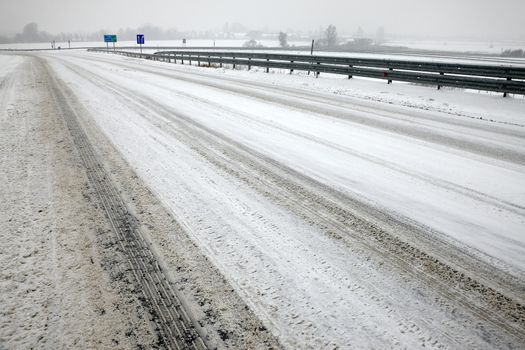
[42, 50, 525, 349]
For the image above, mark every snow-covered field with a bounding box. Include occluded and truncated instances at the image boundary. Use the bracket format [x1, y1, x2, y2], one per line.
[3, 39, 524, 55]
[384, 39, 525, 54]
[0, 39, 311, 51]
[4, 38, 525, 66]
[2, 49, 525, 348]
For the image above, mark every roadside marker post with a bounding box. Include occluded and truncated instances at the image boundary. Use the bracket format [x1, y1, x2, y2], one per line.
[136, 34, 145, 54]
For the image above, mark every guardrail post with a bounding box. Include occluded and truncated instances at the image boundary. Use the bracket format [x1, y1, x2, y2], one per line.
[290, 61, 294, 74]
[208, 55, 211, 67]
[316, 62, 320, 78]
[233, 57, 236, 70]
[307, 57, 313, 75]
[181, 55, 184, 65]
[220, 56, 223, 68]
[197, 55, 200, 67]
[348, 65, 353, 79]
[438, 72, 444, 90]
[189, 56, 192, 66]
[266, 59, 269, 73]
[248, 58, 251, 70]
[388, 68, 393, 84]
[504, 77, 511, 97]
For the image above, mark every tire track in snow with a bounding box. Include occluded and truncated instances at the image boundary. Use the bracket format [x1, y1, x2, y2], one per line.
[57, 56, 525, 284]
[38, 57, 208, 350]
[114, 77, 525, 217]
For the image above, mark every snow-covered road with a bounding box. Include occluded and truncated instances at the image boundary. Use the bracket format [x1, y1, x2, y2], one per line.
[18, 51, 525, 348]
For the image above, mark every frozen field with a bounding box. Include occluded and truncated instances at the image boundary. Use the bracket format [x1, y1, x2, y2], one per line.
[0, 39, 311, 50]
[1, 50, 524, 349]
[384, 39, 525, 54]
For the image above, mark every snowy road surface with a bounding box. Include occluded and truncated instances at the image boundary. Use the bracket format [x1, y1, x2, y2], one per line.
[2, 50, 525, 349]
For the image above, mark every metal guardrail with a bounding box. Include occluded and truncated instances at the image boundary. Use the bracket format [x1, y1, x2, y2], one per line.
[88, 48, 525, 96]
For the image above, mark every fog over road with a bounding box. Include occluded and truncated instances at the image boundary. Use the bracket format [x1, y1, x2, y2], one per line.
[1, 50, 525, 349]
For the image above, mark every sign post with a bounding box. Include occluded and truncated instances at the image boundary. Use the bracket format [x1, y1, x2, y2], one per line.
[308, 39, 315, 75]
[136, 34, 145, 54]
[104, 34, 117, 51]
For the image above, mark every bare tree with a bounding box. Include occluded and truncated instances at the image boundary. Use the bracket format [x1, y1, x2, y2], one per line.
[324, 25, 337, 47]
[12, 22, 54, 43]
[278, 32, 288, 47]
[243, 39, 263, 48]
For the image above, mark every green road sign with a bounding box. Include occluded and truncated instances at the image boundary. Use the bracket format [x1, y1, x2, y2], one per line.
[104, 34, 117, 43]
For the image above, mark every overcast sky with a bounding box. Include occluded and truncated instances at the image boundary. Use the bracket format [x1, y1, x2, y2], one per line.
[1, 0, 525, 39]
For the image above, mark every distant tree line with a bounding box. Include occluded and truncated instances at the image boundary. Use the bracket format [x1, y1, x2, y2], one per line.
[0, 23, 102, 43]
[0, 23, 50, 43]
[1, 22, 391, 51]
[0, 22, 216, 44]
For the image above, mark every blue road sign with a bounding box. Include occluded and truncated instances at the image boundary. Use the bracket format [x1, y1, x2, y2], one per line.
[104, 34, 117, 43]
[136, 34, 145, 45]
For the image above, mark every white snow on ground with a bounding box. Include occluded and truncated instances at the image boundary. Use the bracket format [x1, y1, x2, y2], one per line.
[195, 63, 525, 125]
[0, 55, 158, 348]
[46, 49, 525, 270]
[66, 52, 525, 266]
[38, 50, 525, 348]
[0, 55, 23, 78]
